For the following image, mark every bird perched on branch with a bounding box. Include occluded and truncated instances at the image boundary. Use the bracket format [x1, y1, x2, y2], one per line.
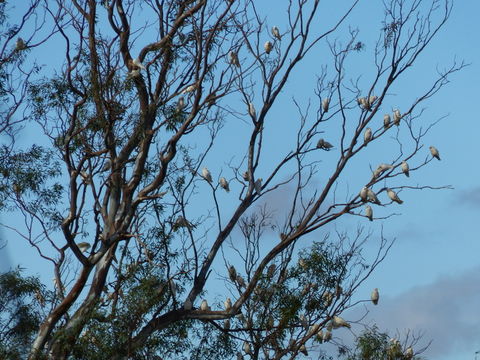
[132, 57, 146, 70]
[254, 178, 262, 194]
[271, 26, 281, 40]
[383, 114, 391, 129]
[365, 205, 373, 221]
[224, 297, 232, 311]
[200, 299, 209, 311]
[322, 98, 330, 112]
[364, 127, 372, 145]
[316, 138, 334, 150]
[16, 37, 27, 51]
[228, 265, 237, 282]
[393, 109, 402, 126]
[387, 188, 403, 204]
[248, 102, 256, 120]
[429, 146, 440, 160]
[332, 315, 350, 329]
[371, 288, 379, 305]
[219, 177, 230, 192]
[229, 51, 240, 67]
[201, 167, 212, 183]
[401, 161, 410, 177]
[264, 41, 273, 54]
[367, 188, 381, 205]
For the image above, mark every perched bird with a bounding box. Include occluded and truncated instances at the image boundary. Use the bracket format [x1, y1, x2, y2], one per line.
[316, 138, 334, 150]
[357, 97, 368, 109]
[373, 163, 393, 178]
[243, 341, 252, 355]
[236, 275, 246, 288]
[182, 84, 196, 94]
[393, 109, 401, 126]
[405, 346, 414, 359]
[367, 188, 381, 205]
[224, 319, 231, 330]
[387, 188, 403, 204]
[267, 263, 276, 277]
[271, 26, 281, 40]
[383, 114, 391, 129]
[175, 216, 192, 229]
[228, 265, 237, 282]
[77, 242, 90, 253]
[364, 127, 372, 145]
[322, 98, 330, 113]
[322, 291, 333, 307]
[200, 299, 209, 311]
[176, 96, 185, 112]
[299, 344, 308, 356]
[132, 57, 146, 70]
[184, 298, 193, 310]
[401, 161, 410, 177]
[316, 329, 324, 343]
[359, 187, 368, 202]
[242, 171, 250, 181]
[16, 37, 27, 51]
[332, 315, 350, 329]
[254, 178, 262, 194]
[368, 95, 377, 108]
[202, 167, 212, 183]
[229, 51, 240, 67]
[365, 205, 373, 221]
[308, 323, 320, 336]
[299, 314, 308, 330]
[219, 177, 230, 192]
[248, 102, 256, 120]
[224, 297, 232, 311]
[429, 146, 440, 160]
[323, 330, 332, 342]
[264, 41, 273, 54]
[371, 288, 379, 305]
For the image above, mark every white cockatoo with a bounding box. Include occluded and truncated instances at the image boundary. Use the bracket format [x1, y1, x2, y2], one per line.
[128, 69, 141, 78]
[383, 114, 391, 129]
[219, 177, 230, 192]
[368, 95, 377, 108]
[387, 188, 403, 204]
[308, 323, 320, 336]
[201, 167, 212, 183]
[316, 329, 324, 343]
[357, 97, 367, 109]
[76, 242, 91, 253]
[405, 346, 414, 359]
[371, 288, 379, 305]
[322, 291, 334, 307]
[367, 188, 381, 205]
[264, 41, 273, 54]
[242, 171, 250, 181]
[243, 341, 252, 355]
[229, 51, 240, 67]
[16, 37, 27, 51]
[200, 299, 209, 311]
[176, 96, 185, 112]
[224, 297, 232, 311]
[359, 186, 368, 202]
[182, 84, 196, 94]
[364, 127, 372, 145]
[323, 330, 332, 342]
[299, 344, 308, 356]
[271, 26, 281, 40]
[393, 109, 401, 126]
[175, 216, 192, 229]
[373, 163, 393, 178]
[184, 298, 193, 310]
[228, 265, 237, 282]
[254, 178, 262, 194]
[401, 161, 410, 177]
[365, 205, 373, 221]
[429, 145, 440, 160]
[316, 138, 333, 150]
[236, 275, 246, 288]
[248, 102, 256, 120]
[332, 315, 350, 329]
[132, 57, 146, 70]
[322, 98, 330, 112]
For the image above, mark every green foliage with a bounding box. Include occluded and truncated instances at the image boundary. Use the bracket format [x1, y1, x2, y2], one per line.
[0, 268, 44, 360]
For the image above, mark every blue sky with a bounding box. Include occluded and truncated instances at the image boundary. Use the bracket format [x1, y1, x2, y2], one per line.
[1, 1, 479, 359]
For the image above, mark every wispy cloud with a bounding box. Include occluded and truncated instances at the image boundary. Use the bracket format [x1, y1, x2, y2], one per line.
[452, 187, 480, 208]
[356, 266, 480, 359]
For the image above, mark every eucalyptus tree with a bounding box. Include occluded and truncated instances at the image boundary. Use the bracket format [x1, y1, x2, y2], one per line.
[0, 0, 462, 359]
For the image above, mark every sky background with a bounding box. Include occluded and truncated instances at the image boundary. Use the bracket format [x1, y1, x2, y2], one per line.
[1, 1, 479, 359]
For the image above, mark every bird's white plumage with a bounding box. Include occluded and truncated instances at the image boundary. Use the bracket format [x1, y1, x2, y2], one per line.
[359, 187, 368, 202]
[405, 346, 414, 359]
[264, 41, 273, 54]
[182, 84, 196, 94]
[243, 341, 252, 355]
[371, 288, 379, 305]
[132, 58, 146, 70]
[401, 161, 409, 177]
[248, 102, 256, 119]
[332, 315, 350, 329]
[364, 127, 372, 144]
[387, 188, 403, 204]
[322, 98, 330, 112]
[429, 146, 440, 160]
[393, 109, 401, 126]
[365, 205, 373, 221]
[202, 167, 212, 183]
[219, 177, 230, 192]
[254, 178, 262, 194]
[200, 299, 209, 311]
[367, 188, 380, 204]
[383, 114, 391, 128]
[224, 297, 232, 311]
[271, 26, 281, 40]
